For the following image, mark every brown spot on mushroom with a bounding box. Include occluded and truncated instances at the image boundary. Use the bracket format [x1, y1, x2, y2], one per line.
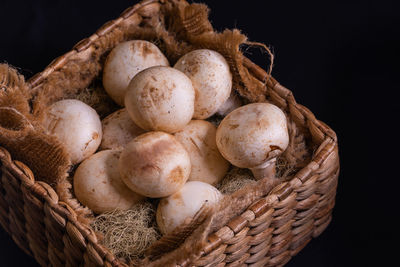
[168, 166, 183, 184]
[141, 164, 160, 173]
[141, 42, 153, 58]
[229, 124, 239, 129]
[149, 139, 174, 155]
[222, 136, 230, 145]
[83, 132, 99, 151]
[189, 137, 203, 156]
[185, 62, 199, 76]
[83, 139, 92, 150]
[171, 192, 184, 206]
[128, 138, 178, 173]
[171, 192, 181, 201]
[161, 198, 169, 207]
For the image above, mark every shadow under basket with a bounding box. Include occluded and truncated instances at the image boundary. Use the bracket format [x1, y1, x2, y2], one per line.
[0, 0, 339, 266]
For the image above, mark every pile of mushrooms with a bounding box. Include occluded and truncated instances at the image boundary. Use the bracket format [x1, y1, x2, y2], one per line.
[42, 40, 289, 236]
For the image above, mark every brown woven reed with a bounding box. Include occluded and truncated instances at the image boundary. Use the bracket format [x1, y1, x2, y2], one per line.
[0, 0, 339, 266]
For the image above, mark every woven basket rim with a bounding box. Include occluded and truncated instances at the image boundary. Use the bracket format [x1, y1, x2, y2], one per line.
[0, 0, 338, 266]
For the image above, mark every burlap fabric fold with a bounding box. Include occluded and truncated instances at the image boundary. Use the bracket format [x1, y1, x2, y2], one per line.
[0, 64, 71, 185]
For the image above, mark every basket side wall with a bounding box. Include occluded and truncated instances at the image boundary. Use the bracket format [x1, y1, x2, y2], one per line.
[0, 147, 124, 266]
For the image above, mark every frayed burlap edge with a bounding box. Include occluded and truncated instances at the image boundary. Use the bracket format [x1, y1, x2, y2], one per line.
[0, 64, 31, 117]
[0, 64, 72, 185]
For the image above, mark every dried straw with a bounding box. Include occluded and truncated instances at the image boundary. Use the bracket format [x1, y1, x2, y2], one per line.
[216, 167, 256, 195]
[91, 201, 161, 261]
[75, 83, 119, 119]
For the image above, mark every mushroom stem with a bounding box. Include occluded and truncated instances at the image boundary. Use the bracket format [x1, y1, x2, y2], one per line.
[250, 158, 277, 180]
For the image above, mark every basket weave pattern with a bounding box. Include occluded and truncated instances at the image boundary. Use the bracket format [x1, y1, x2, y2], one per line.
[0, 0, 339, 266]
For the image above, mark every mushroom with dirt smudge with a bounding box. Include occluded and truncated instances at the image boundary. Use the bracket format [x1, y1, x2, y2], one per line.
[125, 66, 195, 133]
[156, 181, 221, 235]
[119, 131, 191, 198]
[174, 120, 229, 185]
[174, 49, 232, 119]
[103, 40, 169, 106]
[216, 103, 289, 180]
[42, 99, 102, 164]
[74, 150, 144, 214]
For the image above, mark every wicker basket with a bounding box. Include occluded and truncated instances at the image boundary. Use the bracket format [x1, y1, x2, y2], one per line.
[0, 0, 339, 266]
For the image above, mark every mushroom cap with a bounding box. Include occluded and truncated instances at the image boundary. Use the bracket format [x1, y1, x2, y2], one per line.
[156, 181, 221, 235]
[103, 40, 169, 106]
[174, 49, 232, 119]
[125, 66, 195, 133]
[216, 103, 289, 169]
[119, 131, 191, 198]
[216, 91, 243, 117]
[43, 99, 102, 164]
[100, 108, 146, 150]
[174, 120, 229, 185]
[73, 150, 144, 214]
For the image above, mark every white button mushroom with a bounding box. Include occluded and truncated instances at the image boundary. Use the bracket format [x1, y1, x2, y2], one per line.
[42, 99, 102, 164]
[174, 120, 229, 185]
[74, 150, 144, 214]
[216, 91, 243, 117]
[103, 40, 169, 106]
[174, 49, 232, 119]
[119, 131, 191, 198]
[216, 103, 289, 180]
[156, 181, 222, 235]
[124, 66, 195, 133]
[100, 108, 146, 150]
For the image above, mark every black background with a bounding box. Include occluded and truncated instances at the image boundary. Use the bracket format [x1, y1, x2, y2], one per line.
[0, 0, 398, 266]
